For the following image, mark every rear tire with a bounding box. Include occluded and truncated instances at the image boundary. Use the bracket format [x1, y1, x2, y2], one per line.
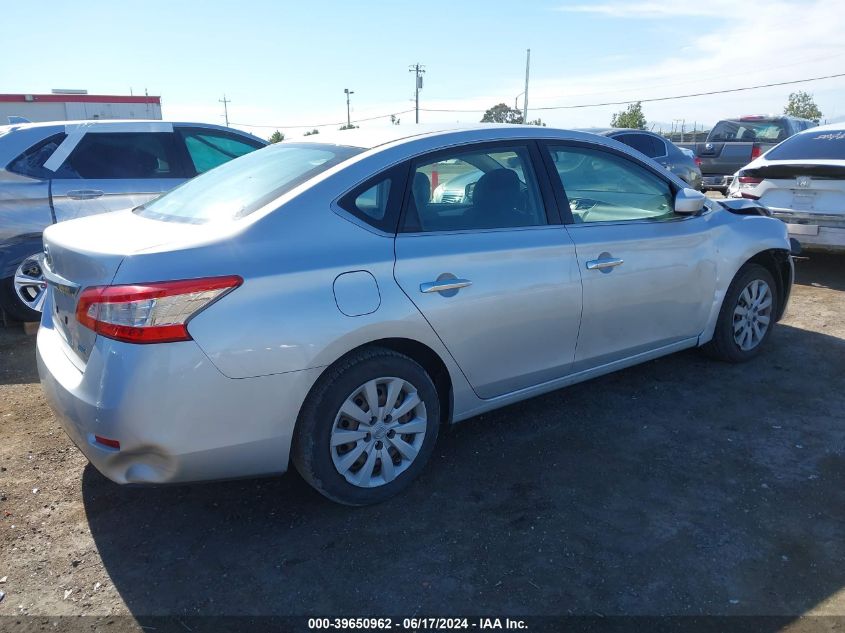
[703, 263, 778, 363]
[292, 347, 440, 506]
[0, 252, 45, 323]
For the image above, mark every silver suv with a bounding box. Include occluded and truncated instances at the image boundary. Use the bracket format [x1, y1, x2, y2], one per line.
[0, 120, 265, 321]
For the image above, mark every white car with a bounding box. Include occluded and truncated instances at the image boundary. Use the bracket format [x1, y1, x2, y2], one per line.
[731, 122, 845, 251]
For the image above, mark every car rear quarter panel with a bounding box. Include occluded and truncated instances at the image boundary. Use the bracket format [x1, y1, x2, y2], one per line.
[114, 185, 472, 408]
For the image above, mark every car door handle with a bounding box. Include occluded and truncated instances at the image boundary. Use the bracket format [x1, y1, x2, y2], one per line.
[586, 257, 624, 270]
[420, 279, 472, 293]
[66, 189, 104, 200]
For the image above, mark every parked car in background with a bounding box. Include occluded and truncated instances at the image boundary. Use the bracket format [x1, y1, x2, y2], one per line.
[587, 129, 702, 189]
[683, 115, 816, 193]
[0, 120, 266, 321]
[37, 124, 793, 506]
[729, 122, 845, 252]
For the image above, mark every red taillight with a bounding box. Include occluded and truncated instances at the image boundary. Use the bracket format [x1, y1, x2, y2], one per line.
[750, 144, 764, 160]
[694, 157, 702, 168]
[737, 175, 763, 200]
[76, 276, 242, 344]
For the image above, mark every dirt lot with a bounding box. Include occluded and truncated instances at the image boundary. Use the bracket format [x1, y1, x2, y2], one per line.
[0, 253, 843, 625]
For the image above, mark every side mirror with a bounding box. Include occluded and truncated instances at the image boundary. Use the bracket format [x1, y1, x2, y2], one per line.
[674, 187, 706, 214]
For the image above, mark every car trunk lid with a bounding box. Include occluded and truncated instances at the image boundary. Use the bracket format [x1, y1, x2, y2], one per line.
[41, 209, 198, 367]
[748, 162, 845, 219]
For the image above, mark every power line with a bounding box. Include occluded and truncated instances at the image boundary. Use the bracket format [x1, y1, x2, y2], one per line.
[225, 71, 845, 131]
[419, 72, 845, 114]
[532, 50, 845, 104]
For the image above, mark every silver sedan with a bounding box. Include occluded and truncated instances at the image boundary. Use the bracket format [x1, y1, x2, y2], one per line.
[37, 125, 794, 505]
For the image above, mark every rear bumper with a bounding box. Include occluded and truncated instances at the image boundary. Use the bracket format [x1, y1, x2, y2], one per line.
[702, 174, 733, 190]
[36, 310, 322, 485]
[770, 210, 845, 252]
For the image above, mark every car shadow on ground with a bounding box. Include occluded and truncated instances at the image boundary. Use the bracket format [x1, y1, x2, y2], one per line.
[0, 325, 40, 385]
[82, 323, 845, 620]
[794, 252, 845, 291]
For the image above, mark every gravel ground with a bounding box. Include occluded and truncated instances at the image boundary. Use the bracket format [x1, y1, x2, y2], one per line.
[0, 252, 843, 624]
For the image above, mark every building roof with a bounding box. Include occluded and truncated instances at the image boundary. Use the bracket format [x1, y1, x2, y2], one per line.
[0, 93, 160, 104]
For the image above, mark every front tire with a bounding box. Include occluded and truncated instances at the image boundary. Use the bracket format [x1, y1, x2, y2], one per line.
[292, 347, 440, 506]
[703, 263, 778, 362]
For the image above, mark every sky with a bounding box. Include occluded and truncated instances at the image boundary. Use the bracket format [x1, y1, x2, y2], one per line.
[4, 0, 845, 139]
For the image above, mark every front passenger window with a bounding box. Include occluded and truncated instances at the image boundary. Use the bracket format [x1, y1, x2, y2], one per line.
[547, 146, 674, 223]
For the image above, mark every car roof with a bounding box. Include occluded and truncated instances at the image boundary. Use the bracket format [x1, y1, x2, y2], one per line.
[0, 119, 265, 142]
[576, 127, 655, 136]
[722, 115, 813, 123]
[293, 123, 496, 150]
[292, 123, 631, 152]
[796, 121, 843, 134]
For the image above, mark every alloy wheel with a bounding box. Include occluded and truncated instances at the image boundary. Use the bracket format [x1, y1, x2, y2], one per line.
[732, 278, 773, 351]
[14, 253, 47, 314]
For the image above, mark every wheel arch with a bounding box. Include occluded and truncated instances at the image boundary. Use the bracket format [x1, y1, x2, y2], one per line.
[744, 248, 792, 322]
[0, 233, 44, 278]
[698, 245, 793, 347]
[299, 337, 455, 429]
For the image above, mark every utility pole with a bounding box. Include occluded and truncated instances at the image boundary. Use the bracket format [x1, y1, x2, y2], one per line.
[522, 49, 530, 123]
[219, 94, 231, 127]
[409, 64, 425, 123]
[344, 88, 354, 128]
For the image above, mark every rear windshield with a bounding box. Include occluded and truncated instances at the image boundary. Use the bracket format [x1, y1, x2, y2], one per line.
[709, 120, 789, 143]
[135, 142, 362, 223]
[765, 129, 845, 161]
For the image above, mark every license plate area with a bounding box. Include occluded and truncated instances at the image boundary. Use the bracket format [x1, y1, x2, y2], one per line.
[50, 284, 94, 365]
[52, 285, 79, 345]
[791, 191, 816, 211]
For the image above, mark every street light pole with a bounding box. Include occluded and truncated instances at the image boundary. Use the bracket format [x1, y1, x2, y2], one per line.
[344, 88, 354, 128]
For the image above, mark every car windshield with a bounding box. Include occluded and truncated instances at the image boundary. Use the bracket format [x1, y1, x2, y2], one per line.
[709, 120, 789, 143]
[765, 129, 845, 161]
[134, 142, 362, 223]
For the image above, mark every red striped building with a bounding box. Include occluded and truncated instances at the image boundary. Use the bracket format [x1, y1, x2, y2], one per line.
[0, 91, 162, 123]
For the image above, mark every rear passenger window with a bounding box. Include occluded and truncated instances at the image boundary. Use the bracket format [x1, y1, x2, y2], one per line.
[180, 130, 263, 174]
[353, 179, 392, 221]
[7, 133, 69, 179]
[337, 164, 406, 233]
[547, 145, 674, 223]
[58, 133, 184, 179]
[402, 145, 546, 232]
[616, 133, 666, 159]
